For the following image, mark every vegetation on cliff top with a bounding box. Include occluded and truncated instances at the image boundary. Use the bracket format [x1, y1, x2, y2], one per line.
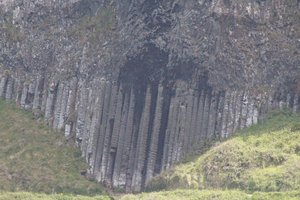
[67, 5, 116, 43]
[0, 100, 107, 196]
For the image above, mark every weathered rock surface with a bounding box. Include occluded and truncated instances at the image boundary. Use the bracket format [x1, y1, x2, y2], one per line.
[0, 0, 299, 192]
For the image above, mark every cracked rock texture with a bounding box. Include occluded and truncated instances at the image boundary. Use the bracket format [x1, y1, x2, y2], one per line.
[0, 0, 300, 192]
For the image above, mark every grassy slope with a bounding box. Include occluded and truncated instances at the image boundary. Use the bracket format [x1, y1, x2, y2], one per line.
[120, 109, 300, 199]
[0, 100, 108, 197]
[1, 100, 300, 200]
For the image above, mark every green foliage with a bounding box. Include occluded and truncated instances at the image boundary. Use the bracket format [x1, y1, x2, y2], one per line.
[2, 23, 24, 43]
[0, 100, 105, 196]
[146, 110, 300, 193]
[251, 191, 300, 200]
[67, 6, 116, 43]
[241, 156, 300, 192]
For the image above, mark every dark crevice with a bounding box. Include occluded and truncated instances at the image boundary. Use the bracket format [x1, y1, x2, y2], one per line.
[119, 43, 169, 87]
[50, 82, 59, 121]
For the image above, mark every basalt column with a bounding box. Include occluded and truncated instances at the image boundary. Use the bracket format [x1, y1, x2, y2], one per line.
[0, 72, 299, 192]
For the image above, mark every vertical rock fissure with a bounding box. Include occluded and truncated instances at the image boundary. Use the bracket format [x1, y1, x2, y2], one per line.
[142, 84, 158, 188]
[119, 88, 135, 187]
[106, 85, 124, 185]
[131, 86, 151, 192]
[100, 83, 117, 183]
[154, 87, 171, 174]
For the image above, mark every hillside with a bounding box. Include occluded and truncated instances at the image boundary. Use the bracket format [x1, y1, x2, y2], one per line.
[146, 109, 300, 192]
[119, 109, 300, 199]
[0, 99, 108, 197]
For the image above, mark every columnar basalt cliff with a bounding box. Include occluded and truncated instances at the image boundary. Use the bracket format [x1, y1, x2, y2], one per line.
[0, 0, 299, 192]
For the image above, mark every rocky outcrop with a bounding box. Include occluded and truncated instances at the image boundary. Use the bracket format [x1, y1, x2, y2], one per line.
[1, 72, 300, 192]
[0, 0, 299, 192]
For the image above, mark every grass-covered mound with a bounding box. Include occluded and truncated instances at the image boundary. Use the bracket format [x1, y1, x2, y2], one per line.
[0, 100, 107, 196]
[146, 109, 300, 193]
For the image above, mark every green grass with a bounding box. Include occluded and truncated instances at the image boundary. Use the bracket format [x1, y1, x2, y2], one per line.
[0, 192, 111, 200]
[120, 190, 300, 200]
[0, 100, 108, 196]
[120, 190, 250, 200]
[1, 190, 299, 200]
[145, 109, 300, 194]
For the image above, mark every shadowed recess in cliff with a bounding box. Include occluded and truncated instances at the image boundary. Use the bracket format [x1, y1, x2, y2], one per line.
[119, 43, 169, 88]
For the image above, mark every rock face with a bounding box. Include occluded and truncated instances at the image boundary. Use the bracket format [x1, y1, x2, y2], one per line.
[0, 0, 299, 192]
